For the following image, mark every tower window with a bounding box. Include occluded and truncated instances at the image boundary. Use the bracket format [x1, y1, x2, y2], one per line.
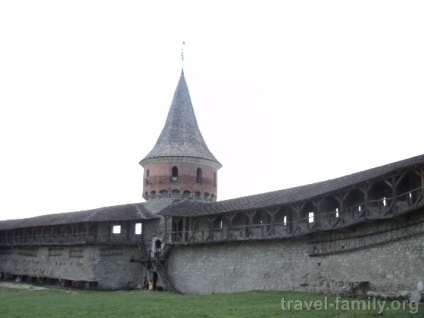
[171, 166, 178, 182]
[213, 172, 217, 187]
[308, 212, 314, 223]
[197, 168, 202, 183]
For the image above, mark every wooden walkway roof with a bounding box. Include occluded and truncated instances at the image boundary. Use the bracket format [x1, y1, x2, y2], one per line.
[159, 153, 424, 217]
[0, 203, 159, 231]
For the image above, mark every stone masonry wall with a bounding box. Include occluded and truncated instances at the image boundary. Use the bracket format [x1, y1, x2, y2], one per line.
[0, 246, 96, 282]
[92, 246, 144, 289]
[167, 215, 424, 295]
[0, 245, 145, 289]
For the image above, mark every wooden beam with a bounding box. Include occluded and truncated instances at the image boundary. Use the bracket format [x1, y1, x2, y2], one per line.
[395, 171, 407, 187]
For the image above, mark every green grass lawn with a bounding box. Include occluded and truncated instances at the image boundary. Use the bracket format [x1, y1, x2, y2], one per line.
[0, 285, 422, 318]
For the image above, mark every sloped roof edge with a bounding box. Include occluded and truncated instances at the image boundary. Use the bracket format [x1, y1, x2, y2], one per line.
[0, 202, 160, 231]
[158, 153, 424, 217]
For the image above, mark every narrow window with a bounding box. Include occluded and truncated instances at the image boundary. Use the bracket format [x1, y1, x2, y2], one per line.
[308, 212, 314, 223]
[383, 197, 387, 207]
[283, 216, 287, 226]
[172, 166, 178, 182]
[196, 168, 202, 183]
[146, 169, 150, 185]
[358, 205, 362, 212]
[112, 225, 121, 234]
[135, 223, 142, 235]
[213, 172, 217, 187]
[220, 220, 223, 229]
[335, 208, 339, 218]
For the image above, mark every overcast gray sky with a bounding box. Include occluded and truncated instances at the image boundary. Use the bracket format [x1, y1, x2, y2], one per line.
[1, 1, 423, 220]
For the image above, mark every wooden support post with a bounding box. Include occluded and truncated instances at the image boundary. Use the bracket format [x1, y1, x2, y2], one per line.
[207, 216, 216, 240]
[361, 183, 371, 218]
[266, 208, 276, 236]
[247, 210, 255, 238]
[334, 194, 344, 227]
[291, 204, 303, 234]
[164, 216, 168, 241]
[191, 217, 199, 241]
[313, 199, 323, 229]
[391, 176, 398, 215]
[420, 168, 424, 191]
[182, 218, 187, 242]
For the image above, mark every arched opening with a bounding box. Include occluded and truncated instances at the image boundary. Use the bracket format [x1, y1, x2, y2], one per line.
[320, 196, 341, 226]
[159, 190, 168, 198]
[155, 239, 162, 251]
[213, 215, 223, 229]
[396, 170, 422, 208]
[297, 201, 315, 232]
[274, 207, 291, 234]
[253, 210, 263, 225]
[171, 166, 178, 182]
[368, 181, 392, 217]
[196, 168, 202, 183]
[172, 189, 180, 198]
[152, 272, 158, 290]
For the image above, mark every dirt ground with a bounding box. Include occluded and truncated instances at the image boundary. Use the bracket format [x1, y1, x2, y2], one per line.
[0, 281, 47, 290]
[0, 281, 80, 294]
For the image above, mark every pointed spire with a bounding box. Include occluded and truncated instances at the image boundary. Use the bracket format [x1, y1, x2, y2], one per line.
[140, 71, 221, 167]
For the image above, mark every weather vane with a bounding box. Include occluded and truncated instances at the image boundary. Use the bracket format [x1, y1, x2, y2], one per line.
[181, 41, 185, 66]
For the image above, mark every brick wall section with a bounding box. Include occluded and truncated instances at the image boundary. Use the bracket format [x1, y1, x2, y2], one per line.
[143, 161, 217, 200]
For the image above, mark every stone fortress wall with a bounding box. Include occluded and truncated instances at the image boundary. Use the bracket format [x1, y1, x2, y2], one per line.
[167, 208, 424, 295]
[0, 245, 144, 289]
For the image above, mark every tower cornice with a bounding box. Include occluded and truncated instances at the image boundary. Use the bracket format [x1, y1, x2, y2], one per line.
[140, 156, 222, 170]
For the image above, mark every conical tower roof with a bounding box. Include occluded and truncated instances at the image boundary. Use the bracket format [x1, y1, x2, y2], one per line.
[140, 71, 221, 167]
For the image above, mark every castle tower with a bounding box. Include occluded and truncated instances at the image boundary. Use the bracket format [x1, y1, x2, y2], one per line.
[140, 70, 222, 202]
